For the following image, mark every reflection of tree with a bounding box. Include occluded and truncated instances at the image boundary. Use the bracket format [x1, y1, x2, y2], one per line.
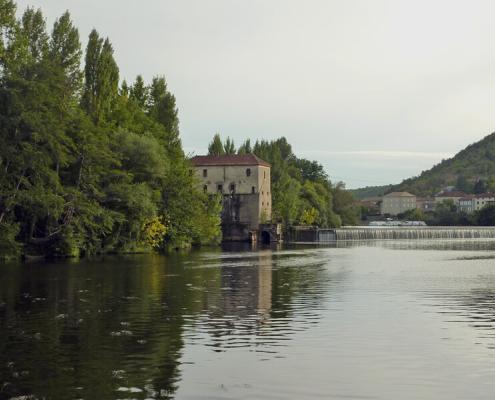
[0, 255, 221, 399]
[0, 248, 330, 399]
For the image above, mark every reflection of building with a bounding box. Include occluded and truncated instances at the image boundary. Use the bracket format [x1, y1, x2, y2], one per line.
[218, 252, 273, 318]
[191, 154, 273, 242]
[380, 192, 416, 215]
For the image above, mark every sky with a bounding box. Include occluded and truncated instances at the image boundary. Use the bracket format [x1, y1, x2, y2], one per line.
[15, 0, 495, 188]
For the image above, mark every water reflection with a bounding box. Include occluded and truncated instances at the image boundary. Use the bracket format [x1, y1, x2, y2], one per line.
[0, 248, 329, 400]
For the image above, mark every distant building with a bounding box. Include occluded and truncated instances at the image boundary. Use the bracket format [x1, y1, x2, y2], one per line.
[458, 195, 475, 214]
[473, 193, 495, 212]
[416, 197, 435, 213]
[191, 154, 276, 242]
[380, 192, 416, 215]
[434, 191, 466, 206]
[357, 197, 381, 215]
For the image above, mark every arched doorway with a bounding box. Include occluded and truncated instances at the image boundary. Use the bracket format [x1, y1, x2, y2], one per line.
[261, 231, 271, 244]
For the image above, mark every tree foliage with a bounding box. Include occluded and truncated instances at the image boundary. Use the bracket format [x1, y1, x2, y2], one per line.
[0, 2, 221, 258]
[206, 134, 359, 229]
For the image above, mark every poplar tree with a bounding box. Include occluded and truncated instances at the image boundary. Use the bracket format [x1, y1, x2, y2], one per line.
[21, 7, 48, 62]
[237, 139, 252, 154]
[223, 137, 235, 154]
[50, 11, 82, 98]
[82, 30, 118, 123]
[147, 76, 180, 150]
[208, 133, 225, 155]
[130, 74, 148, 109]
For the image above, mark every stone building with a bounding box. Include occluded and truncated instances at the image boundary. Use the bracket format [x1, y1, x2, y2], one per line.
[473, 193, 495, 211]
[416, 197, 436, 213]
[380, 192, 416, 216]
[191, 154, 275, 242]
[434, 191, 467, 206]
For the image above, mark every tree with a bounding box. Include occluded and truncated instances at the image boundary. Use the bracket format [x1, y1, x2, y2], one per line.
[50, 11, 82, 98]
[474, 179, 487, 194]
[0, 0, 21, 76]
[237, 139, 252, 154]
[208, 133, 225, 155]
[147, 76, 181, 151]
[223, 136, 235, 154]
[82, 30, 119, 123]
[476, 205, 495, 226]
[21, 7, 48, 62]
[130, 74, 148, 109]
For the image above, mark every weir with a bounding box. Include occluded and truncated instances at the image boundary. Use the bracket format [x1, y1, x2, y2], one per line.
[333, 227, 495, 241]
[289, 226, 495, 243]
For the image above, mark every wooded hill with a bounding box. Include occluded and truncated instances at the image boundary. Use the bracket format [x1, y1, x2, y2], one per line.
[351, 132, 495, 198]
[395, 132, 495, 196]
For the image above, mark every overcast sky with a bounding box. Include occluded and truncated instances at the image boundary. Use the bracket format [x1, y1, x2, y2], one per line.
[15, 0, 495, 188]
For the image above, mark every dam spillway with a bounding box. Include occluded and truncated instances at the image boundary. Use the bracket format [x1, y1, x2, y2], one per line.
[289, 226, 495, 243]
[333, 226, 495, 241]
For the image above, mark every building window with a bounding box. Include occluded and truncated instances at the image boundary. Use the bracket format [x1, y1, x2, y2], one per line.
[252, 186, 256, 194]
[203, 185, 208, 193]
[264, 171, 266, 179]
[217, 184, 223, 193]
[246, 168, 251, 177]
[230, 183, 236, 193]
[203, 169, 207, 177]
[262, 202, 264, 206]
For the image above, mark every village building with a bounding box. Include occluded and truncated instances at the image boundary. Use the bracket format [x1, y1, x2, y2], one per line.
[458, 195, 475, 214]
[416, 197, 436, 213]
[191, 154, 280, 243]
[434, 191, 466, 206]
[380, 192, 416, 216]
[473, 193, 495, 212]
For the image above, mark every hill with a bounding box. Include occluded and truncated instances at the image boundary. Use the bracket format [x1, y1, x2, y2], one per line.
[394, 132, 495, 196]
[349, 185, 394, 200]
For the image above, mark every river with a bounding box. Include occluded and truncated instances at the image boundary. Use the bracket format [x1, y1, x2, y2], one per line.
[2, 241, 495, 399]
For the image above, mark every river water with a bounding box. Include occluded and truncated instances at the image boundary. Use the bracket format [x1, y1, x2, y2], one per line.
[2, 241, 495, 399]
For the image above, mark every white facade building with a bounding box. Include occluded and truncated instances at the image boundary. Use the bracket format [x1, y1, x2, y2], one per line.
[380, 192, 416, 216]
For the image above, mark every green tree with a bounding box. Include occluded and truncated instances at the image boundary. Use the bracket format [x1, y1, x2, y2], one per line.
[50, 11, 82, 98]
[82, 30, 119, 123]
[21, 7, 48, 62]
[237, 139, 252, 154]
[208, 133, 225, 155]
[130, 74, 148, 109]
[147, 76, 181, 151]
[223, 136, 235, 154]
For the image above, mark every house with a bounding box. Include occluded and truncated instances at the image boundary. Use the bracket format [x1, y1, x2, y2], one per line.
[190, 154, 277, 242]
[458, 195, 475, 214]
[380, 192, 416, 216]
[434, 191, 467, 206]
[473, 193, 495, 212]
[416, 197, 435, 213]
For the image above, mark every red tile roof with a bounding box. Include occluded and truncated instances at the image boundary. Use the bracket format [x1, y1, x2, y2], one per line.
[190, 154, 271, 167]
[383, 191, 416, 197]
[435, 191, 467, 197]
